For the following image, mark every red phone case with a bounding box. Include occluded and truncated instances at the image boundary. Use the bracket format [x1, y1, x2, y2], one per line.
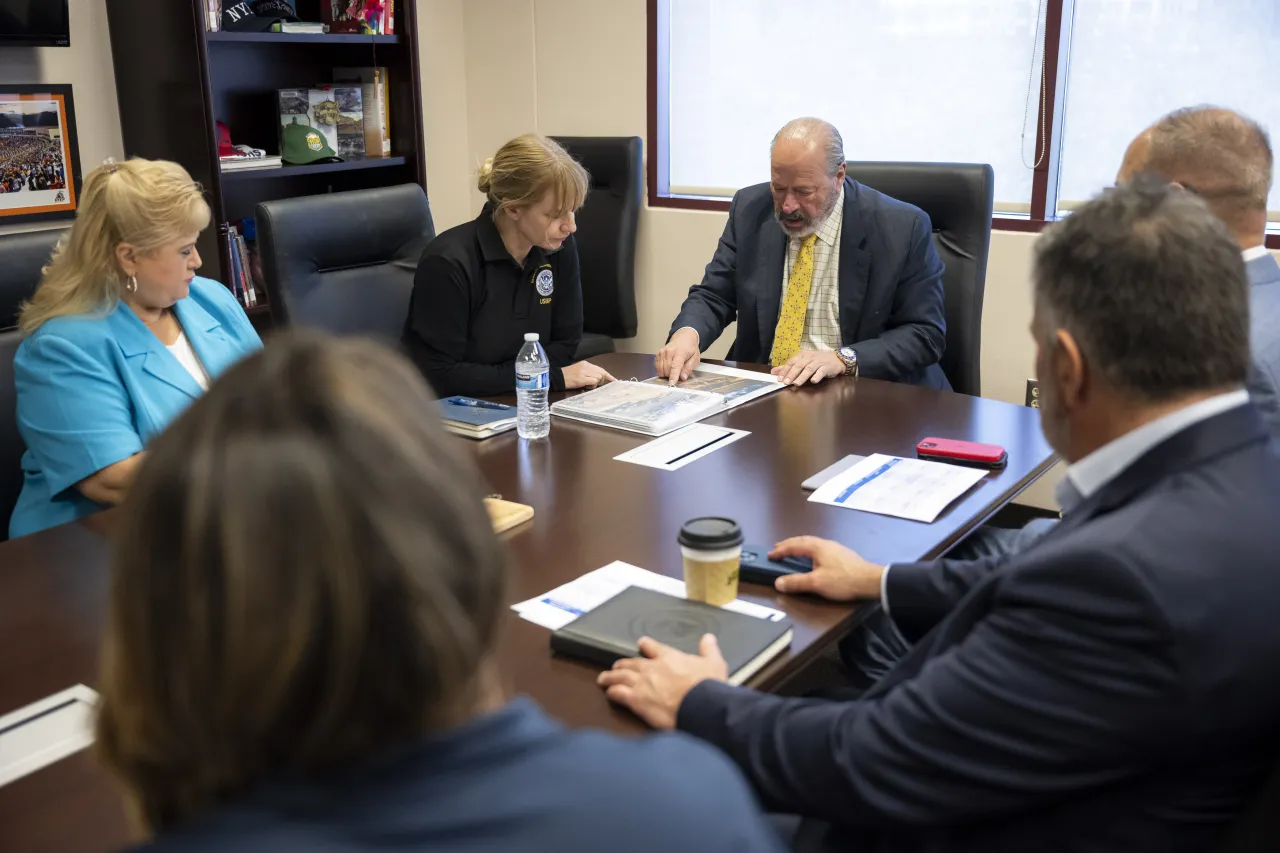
[916, 437, 1008, 468]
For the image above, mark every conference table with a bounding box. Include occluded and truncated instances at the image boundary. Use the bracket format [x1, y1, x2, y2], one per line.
[0, 352, 1055, 852]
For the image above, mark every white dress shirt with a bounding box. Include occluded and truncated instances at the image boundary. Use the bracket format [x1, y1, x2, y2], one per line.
[167, 330, 211, 391]
[1242, 244, 1272, 263]
[780, 187, 844, 353]
[882, 389, 1250, 610]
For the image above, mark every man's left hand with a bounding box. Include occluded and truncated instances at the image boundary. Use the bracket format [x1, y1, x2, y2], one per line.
[597, 634, 728, 729]
[772, 350, 845, 386]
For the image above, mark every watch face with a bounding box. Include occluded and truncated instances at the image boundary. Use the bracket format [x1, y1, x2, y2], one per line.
[839, 347, 856, 360]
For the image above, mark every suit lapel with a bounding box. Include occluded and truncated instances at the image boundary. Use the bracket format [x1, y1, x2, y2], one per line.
[173, 294, 236, 379]
[117, 301, 203, 400]
[755, 220, 787, 356]
[837, 179, 872, 343]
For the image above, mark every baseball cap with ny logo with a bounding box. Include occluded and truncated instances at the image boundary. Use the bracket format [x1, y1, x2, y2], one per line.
[222, 0, 299, 32]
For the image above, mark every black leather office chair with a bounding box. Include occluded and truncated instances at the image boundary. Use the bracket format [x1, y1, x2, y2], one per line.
[844, 163, 994, 397]
[256, 183, 435, 340]
[551, 136, 641, 360]
[0, 227, 66, 540]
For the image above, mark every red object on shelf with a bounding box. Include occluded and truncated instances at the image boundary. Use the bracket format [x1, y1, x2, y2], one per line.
[321, 0, 388, 34]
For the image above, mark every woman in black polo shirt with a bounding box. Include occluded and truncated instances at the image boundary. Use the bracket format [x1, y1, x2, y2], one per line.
[403, 134, 614, 396]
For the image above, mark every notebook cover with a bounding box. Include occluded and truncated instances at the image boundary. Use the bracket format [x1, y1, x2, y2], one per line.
[437, 398, 517, 428]
[551, 587, 792, 684]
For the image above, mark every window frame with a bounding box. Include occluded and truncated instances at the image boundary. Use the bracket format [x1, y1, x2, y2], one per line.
[645, 0, 1280, 248]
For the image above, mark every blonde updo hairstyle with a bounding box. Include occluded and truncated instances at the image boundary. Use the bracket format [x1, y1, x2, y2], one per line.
[19, 158, 211, 335]
[476, 134, 590, 220]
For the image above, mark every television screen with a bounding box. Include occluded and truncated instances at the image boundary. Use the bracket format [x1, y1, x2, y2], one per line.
[0, 1, 70, 47]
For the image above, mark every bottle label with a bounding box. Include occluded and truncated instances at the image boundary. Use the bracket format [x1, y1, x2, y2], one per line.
[516, 370, 549, 391]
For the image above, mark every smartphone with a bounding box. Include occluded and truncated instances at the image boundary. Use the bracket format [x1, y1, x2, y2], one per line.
[739, 544, 813, 586]
[916, 437, 1008, 469]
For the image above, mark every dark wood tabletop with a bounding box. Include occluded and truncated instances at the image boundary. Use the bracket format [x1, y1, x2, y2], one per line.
[0, 352, 1055, 852]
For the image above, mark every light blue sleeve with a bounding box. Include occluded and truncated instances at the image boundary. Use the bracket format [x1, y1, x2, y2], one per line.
[15, 333, 144, 499]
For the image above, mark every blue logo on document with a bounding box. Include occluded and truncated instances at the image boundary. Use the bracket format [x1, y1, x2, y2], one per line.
[535, 268, 554, 296]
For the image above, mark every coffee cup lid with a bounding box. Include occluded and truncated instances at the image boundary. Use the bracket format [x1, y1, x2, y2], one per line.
[677, 517, 743, 550]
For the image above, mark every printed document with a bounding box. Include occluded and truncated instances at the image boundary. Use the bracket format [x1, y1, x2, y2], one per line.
[513, 561, 786, 631]
[614, 424, 749, 471]
[808, 453, 988, 522]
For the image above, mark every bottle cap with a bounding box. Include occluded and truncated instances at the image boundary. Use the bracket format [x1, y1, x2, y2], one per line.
[677, 517, 743, 550]
[524, 333, 540, 342]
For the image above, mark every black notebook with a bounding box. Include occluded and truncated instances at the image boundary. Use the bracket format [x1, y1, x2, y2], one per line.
[551, 586, 794, 687]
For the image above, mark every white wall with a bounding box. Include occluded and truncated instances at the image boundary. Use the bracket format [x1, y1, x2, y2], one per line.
[0, 0, 123, 236]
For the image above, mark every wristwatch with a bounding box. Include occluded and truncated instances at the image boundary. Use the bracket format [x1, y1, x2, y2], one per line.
[836, 346, 859, 377]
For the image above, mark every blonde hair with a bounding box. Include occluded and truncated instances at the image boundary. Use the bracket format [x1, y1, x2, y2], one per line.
[18, 158, 211, 334]
[477, 134, 589, 219]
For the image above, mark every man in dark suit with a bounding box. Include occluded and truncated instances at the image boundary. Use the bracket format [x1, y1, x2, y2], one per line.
[601, 179, 1280, 852]
[656, 118, 949, 389]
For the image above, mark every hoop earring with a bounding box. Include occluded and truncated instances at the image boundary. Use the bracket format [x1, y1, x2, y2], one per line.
[126, 275, 138, 294]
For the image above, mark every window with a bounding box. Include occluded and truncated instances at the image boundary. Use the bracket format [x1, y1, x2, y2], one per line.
[657, 0, 1046, 213]
[1057, 0, 1280, 219]
[650, 0, 1280, 242]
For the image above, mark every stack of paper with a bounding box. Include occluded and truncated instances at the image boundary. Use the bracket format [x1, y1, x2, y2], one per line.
[220, 154, 283, 172]
[808, 453, 988, 523]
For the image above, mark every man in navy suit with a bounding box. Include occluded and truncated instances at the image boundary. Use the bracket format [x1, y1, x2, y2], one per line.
[1116, 106, 1280, 432]
[656, 118, 949, 390]
[838, 107, 1280, 691]
[601, 179, 1280, 852]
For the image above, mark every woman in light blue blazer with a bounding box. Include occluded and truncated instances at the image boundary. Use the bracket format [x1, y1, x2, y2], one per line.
[9, 158, 262, 538]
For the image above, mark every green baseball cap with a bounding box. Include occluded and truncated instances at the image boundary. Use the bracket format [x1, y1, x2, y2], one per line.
[281, 117, 341, 165]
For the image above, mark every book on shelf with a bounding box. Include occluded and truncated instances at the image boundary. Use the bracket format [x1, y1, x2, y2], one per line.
[233, 231, 258, 308]
[270, 22, 327, 33]
[549, 364, 783, 436]
[333, 67, 391, 156]
[220, 155, 283, 172]
[221, 223, 260, 310]
[204, 0, 221, 32]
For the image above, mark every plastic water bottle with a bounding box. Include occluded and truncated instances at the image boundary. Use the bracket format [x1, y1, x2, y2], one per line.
[515, 332, 551, 439]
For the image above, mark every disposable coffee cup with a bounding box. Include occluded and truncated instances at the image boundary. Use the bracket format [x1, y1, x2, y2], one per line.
[678, 517, 744, 606]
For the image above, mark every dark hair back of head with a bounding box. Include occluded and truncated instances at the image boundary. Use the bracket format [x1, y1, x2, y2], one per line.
[1034, 177, 1250, 400]
[1141, 106, 1273, 235]
[96, 331, 506, 833]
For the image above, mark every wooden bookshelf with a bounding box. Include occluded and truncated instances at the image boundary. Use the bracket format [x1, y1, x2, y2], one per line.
[104, 0, 426, 325]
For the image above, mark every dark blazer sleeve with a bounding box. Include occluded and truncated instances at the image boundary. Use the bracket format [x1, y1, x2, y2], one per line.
[884, 554, 1009, 643]
[544, 235, 583, 373]
[851, 211, 947, 381]
[404, 255, 565, 396]
[668, 193, 743, 348]
[677, 552, 1177, 826]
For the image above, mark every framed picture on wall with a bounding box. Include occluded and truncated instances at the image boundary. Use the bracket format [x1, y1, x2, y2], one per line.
[0, 84, 82, 225]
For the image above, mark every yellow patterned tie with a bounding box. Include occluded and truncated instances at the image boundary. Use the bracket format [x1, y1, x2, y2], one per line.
[770, 234, 818, 366]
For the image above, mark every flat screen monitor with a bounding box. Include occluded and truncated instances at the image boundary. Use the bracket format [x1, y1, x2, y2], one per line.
[0, 1, 70, 47]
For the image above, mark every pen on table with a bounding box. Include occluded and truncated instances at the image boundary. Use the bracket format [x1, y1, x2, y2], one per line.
[446, 396, 513, 411]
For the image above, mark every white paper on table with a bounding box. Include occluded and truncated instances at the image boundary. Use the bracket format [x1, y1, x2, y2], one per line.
[613, 424, 750, 471]
[808, 453, 988, 523]
[0, 684, 98, 788]
[512, 560, 787, 631]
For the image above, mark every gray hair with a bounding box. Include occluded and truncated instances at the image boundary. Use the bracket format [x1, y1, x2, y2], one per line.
[771, 118, 845, 176]
[1033, 177, 1249, 401]
[1141, 106, 1273, 231]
